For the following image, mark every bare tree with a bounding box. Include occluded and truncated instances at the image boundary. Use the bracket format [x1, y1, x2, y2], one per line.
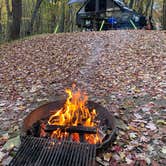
[10, 0, 22, 40]
[163, 0, 166, 29]
[129, 0, 135, 9]
[138, 0, 144, 14]
[0, 3, 2, 34]
[59, 1, 65, 32]
[27, 0, 43, 35]
[5, 0, 12, 39]
[5, 0, 12, 18]
[150, 0, 154, 18]
[145, 0, 151, 16]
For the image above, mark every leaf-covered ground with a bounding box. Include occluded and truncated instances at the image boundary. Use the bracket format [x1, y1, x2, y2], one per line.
[0, 30, 166, 165]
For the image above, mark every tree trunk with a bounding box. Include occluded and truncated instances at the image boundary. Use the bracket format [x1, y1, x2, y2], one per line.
[27, 0, 43, 35]
[135, 0, 139, 9]
[0, 4, 2, 34]
[147, 0, 154, 30]
[163, 0, 166, 29]
[5, 0, 12, 40]
[129, 0, 135, 9]
[69, 5, 73, 32]
[5, 0, 12, 18]
[59, 1, 65, 32]
[150, 0, 154, 18]
[50, 8, 57, 33]
[145, 0, 151, 16]
[10, 0, 22, 40]
[138, 0, 144, 14]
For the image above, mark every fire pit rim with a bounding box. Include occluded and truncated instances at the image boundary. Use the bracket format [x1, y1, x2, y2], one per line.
[21, 99, 117, 152]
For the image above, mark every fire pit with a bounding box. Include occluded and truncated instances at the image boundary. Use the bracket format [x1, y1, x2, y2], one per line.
[10, 85, 117, 165]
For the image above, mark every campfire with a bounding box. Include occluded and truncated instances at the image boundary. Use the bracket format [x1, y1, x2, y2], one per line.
[44, 84, 101, 144]
[10, 85, 117, 165]
[22, 84, 116, 151]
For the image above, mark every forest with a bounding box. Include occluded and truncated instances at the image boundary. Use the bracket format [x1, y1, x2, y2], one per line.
[0, 0, 166, 43]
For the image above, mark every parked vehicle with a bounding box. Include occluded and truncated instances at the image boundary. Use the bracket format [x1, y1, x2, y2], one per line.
[68, 0, 149, 30]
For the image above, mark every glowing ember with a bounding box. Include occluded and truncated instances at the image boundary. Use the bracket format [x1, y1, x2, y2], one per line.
[48, 84, 101, 144]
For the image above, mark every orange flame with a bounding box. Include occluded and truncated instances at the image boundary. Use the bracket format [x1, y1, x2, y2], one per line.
[48, 84, 101, 144]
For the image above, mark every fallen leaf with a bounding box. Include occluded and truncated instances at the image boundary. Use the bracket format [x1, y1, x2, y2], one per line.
[2, 156, 13, 166]
[141, 107, 151, 112]
[119, 152, 125, 160]
[129, 132, 137, 139]
[129, 126, 140, 132]
[0, 133, 9, 140]
[161, 147, 166, 154]
[140, 136, 150, 142]
[146, 122, 157, 131]
[0, 151, 5, 162]
[147, 145, 154, 152]
[112, 145, 122, 152]
[151, 160, 159, 166]
[3, 136, 21, 150]
[115, 118, 128, 131]
[156, 120, 166, 125]
[96, 157, 109, 166]
[125, 157, 133, 164]
[145, 157, 151, 165]
[134, 113, 142, 119]
[113, 154, 121, 161]
[103, 152, 112, 161]
[140, 123, 145, 127]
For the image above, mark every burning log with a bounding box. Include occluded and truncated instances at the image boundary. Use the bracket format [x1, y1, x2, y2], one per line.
[46, 85, 101, 144]
[45, 124, 97, 134]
